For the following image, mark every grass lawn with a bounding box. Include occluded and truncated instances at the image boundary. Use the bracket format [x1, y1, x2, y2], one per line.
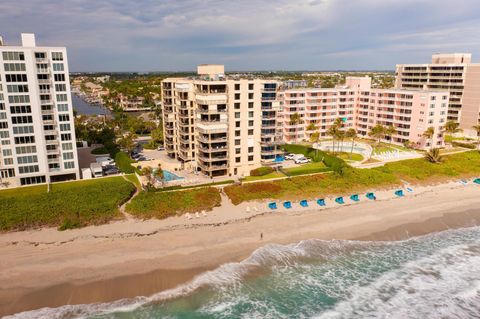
[224, 151, 480, 205]
[124, 173, 141, 189]
[0, 177, 136, 231]
[375, 150, 480, 183]
[283, 162, 331, 176]
[337, 152, 364, 162]
[243, 171, 286, 181]
[224, 168, 399, 205]
[126, 187, 221, 219]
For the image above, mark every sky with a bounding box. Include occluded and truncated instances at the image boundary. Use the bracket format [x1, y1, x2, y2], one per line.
[1, 0, 480, 72]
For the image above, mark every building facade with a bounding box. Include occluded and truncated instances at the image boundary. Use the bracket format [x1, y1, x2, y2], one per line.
[280, 77, 449, 149]
[395, 53, 480, 135]
[0, 33, 78, 187]
[162, 65, 281, 177]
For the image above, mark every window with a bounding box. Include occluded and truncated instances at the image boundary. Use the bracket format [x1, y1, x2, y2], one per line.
[235, 112, 240, 119]
[59, 114, 70, 122]
[62, 142, 73, 151]
[7, 84, 29, 93]
[4, 158, 14, 165]
[64, 161, 75, 169]
[248, 83, 254, 90]
[20, 176, 46, 185]
[11, 116, 33, 124]
[9, 95, 30, 104]
[14, 135, 35, 144]
[61, 133, 71, 141]
[236, 157, 241, 163]
[248, 93, 254, 99]
[431, 96, 436, 100]
[18, 165, 40, 174]
[248, 129, 253, 135]
[0, 131, 9, 138]
[235, 148, 241, 154]
[235, 130, 240, 137]
[235, 121, 240, 128]
[16, 145, 36, 154]
[235, 84, 240, 90]
[248, 111, 254, 117]
[54, 74, 66, 82]
[248, 147, 253, 153]
[2, 51, 25, 61]
[248, 155, 254, 161]
[235, 139, 240, 146]
[57, 103, 69, 112]
[52, 52, 64, 61]
[17, 155, 38, 164]
[53, 63, 64, 71]
[10, 105, 31, 113]
[60, 123, 71, 131]
[248, 120, 254, 126]
[2, 149, 12, 156]
[12, 126, 34, 134]
[5, 74, 27, 82]
[234, 102, 240, 109]
[63, 152, 74, 160]
[248, 102, 254, 108]
[55, 84, 67, 92]
[235, 93, 240, 100]
[4, 63, 26, 71]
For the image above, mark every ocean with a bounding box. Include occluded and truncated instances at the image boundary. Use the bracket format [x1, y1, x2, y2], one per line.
[8, 226, 480, 319]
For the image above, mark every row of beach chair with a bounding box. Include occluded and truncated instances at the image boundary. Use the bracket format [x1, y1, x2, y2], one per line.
[267, 187, 418, 210]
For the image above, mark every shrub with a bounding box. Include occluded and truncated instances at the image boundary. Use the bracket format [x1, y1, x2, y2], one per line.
[452, 141, 476, 149]
[250, 166, 274, 176]
[91, 146, 109, 155]
[115, 152, 139, 174]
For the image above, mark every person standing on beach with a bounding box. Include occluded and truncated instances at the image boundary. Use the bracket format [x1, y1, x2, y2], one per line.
[260, 232, 263, 240]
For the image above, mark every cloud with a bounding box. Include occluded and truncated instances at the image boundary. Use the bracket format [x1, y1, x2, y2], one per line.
[0, 0, 479, 71]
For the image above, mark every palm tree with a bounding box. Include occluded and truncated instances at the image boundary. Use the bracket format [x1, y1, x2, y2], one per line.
[425, 148, 443, 163]
[289, 112, 302, 144]
[368, 124, 385, 157]
[327, 124, 340, 154]
[384, 126, 396, 145]
[345, 128, 357, 155]
[141, 166, 153, 186]
[306, 123, 317, 143]
[444, 120, 462, 146]
[422, 127, 435, 150]
[473, 125, 480, 150]
[337, 129, 346, 153]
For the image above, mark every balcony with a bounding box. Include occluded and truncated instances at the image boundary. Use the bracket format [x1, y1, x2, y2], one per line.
[38, 79, 51, 85]
[195, 93, 227, 105]
[196, 121, 228, 134]
[198, 144, 227, 152]
[48, 157, 60, 163]
[41, 109, 54, 115]
[43, 119, 56, 125]
[40, 99, 52, 105]
[46, 147, 60, 153]
[197, 135, 227, 143]
[37, 68, 49, 74]
[198, 162, 228, 171]
[198, 108, 227, 114]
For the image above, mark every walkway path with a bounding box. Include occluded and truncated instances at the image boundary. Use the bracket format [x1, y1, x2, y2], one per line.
[119, 175, 141, 220]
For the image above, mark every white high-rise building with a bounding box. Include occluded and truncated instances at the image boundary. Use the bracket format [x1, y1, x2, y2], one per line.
[0, 33, 79, 188]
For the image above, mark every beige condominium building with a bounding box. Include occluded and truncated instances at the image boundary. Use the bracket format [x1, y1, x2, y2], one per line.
[0, 33, 79, 188]
[395, 53, 480, 135]
[161, 65, 281, 178]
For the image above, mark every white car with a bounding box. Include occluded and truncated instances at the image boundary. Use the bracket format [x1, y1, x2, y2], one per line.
[285, 153, 296, 160]
[294, 157, 311, 164]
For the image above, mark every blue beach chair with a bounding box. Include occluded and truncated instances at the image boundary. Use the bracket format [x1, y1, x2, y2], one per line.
[350, 194, 359, 202]
[406, 187, 414, 193]
[317, 199, 326, 206]
[283, 201, 292, 209]
[366, 192, 376, 200]
[300, 200, 308, 207]
[335, 197, 345, 204]
[394, 189, 404, 197]
[474, 178, 480, 185]
[268, 202, 277, 210]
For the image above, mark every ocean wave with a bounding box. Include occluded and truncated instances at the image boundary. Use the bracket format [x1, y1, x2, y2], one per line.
[6, 226, 480, 319]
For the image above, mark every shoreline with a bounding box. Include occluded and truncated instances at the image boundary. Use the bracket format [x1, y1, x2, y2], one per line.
[1, 181, 480, 316]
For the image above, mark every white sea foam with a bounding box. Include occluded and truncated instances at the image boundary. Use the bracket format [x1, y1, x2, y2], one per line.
[6, 226, 480, 319]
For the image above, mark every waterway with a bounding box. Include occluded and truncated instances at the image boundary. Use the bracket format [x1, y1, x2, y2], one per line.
[71, 93, 111, 116]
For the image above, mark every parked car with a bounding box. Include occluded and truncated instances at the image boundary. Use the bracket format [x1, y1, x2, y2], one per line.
[285, 153, 296, 160]
[157, 146, 165, 151]
[137, 156, 147, 161]
[104, 167, 120, 175]
[294, 157, 310, 164]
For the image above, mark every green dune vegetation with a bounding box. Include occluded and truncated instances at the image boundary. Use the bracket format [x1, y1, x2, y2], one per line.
[224, 151, 480, 205]
[0, 177, 136, 231]
[126, 187, 222, 219]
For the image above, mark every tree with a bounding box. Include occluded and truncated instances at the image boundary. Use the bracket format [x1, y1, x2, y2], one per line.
[337, 129, 346, 153]
[368, 124, 386, 157]
[444, 120, 461, 135]
[345, 128, 357, 155]
[422, 127, 435, 150]
[384, 126, 396, 145]
[473, 125, 480, 150]
[154, 164, 164, 180]
[141, 166, 153, 186]
[289, 113, 302, 143]
[118, 132, 137, 154]
[425, 148, 443, 163]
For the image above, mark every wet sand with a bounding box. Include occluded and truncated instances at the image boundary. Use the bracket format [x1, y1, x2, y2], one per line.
[1, 181, 480, 316]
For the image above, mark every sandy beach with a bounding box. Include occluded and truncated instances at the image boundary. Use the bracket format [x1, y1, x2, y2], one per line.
[1, 181, 480, 316]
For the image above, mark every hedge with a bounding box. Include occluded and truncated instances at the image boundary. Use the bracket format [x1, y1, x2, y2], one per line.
[250, 166, 274, 176]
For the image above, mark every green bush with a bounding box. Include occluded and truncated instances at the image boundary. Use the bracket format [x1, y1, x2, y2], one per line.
[91, 146, 109, 155]
[452, 141, 476, 149]
[115, 152, 139, 174]
[250, 166, 274, 176]
[0, 177, 136, 231]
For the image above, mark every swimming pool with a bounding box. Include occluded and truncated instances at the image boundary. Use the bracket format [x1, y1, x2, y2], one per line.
[156, 169, 184, 182]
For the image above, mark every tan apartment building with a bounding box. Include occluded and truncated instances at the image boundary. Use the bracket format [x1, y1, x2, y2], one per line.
[395, 53, 480, 135]
[161, 65, 281, 178]
[281, 77, 449, 149]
